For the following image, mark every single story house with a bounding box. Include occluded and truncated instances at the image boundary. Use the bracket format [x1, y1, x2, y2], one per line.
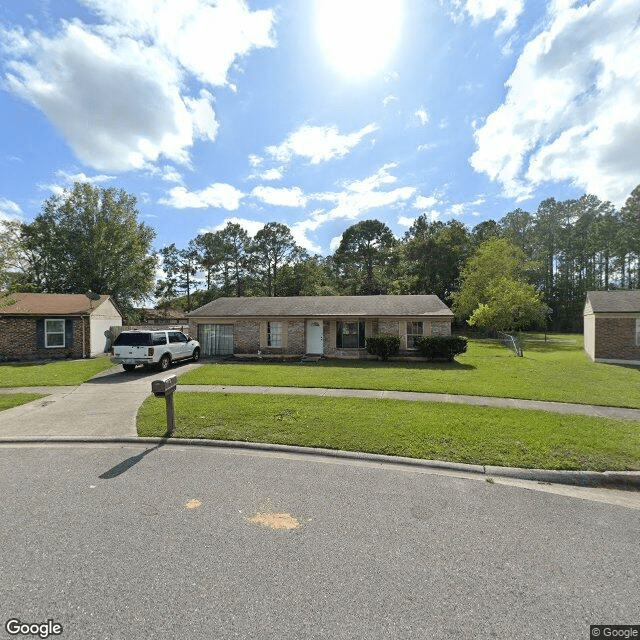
[188, 295, 454, 359]
[584, 290, 640, 364]
[0, 293, 122, 361]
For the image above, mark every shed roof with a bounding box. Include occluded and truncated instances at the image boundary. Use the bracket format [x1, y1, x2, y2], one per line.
[0, 293, 117, 316]
[189, 295, 453, 318]
[585, 290, 640, 313]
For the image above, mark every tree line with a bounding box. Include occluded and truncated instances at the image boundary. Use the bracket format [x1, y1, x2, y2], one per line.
[1, 181, 639, 331]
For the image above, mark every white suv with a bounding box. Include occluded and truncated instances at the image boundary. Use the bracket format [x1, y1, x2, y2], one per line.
[111, 330, 200, 372]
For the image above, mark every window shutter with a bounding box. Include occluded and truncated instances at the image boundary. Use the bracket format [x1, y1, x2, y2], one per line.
[36, 318, 45, 349]
[65, 319, 74, 348]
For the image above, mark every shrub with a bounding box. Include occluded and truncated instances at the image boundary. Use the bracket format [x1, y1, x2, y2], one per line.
[365, 334, 401, 361]
[415, 336, 468, 361]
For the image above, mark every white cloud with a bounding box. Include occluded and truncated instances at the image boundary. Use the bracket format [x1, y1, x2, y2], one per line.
[0, 198, 22, 221]
[259, 167, 284, 181]
[248, 154, 262, 168]
[414, 107, 429, 126]
[413, 195, 439, 209]
[470, 0, 640, 206]
[160, 183, 244, 210]
[397, 215, 416, 227]
[266, 123, 378, 165]
[251, 186, 307, 207]
[449, 0, 524, 33]
[0, 0, 274, 172]
[199, 216, 265, 238]
[383, 94, 398, 107]
[56, 170, 116, 184]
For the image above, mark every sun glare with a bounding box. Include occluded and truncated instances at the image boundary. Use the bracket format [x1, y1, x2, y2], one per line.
[315, 0, 403, 78]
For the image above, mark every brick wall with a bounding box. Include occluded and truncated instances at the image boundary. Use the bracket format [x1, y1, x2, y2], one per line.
[594, 317, 640, 361]
[0, 316, 89, 361]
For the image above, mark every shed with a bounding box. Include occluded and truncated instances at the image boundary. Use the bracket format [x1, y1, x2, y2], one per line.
[584, 290, 640, 364]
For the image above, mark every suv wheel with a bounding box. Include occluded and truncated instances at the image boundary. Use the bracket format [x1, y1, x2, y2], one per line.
[123, 364, 136, 372]
[192, 347, 201, 362]
[158, 354, 171, 371]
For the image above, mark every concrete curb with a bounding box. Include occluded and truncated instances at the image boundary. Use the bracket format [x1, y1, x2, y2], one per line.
[2, 435, 639, 491]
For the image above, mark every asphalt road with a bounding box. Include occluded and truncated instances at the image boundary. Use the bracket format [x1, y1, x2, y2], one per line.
[1, 443, 638, 640]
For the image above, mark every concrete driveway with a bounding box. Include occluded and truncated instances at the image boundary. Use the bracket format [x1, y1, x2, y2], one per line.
[0, 362, 203, 437]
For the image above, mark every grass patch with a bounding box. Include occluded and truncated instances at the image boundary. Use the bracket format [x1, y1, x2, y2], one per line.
[0, 393, 47, 411]
[0, 356, 115, 387]
[137, 392, 640, 471]
[178, 334, 640, 408]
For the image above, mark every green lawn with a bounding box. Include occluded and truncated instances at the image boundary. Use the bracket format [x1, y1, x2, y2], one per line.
[137, 392, 640, 471]
[0, 393, 47, 411]
[178, 334, 640, 408]
[0, 356, 115, 387]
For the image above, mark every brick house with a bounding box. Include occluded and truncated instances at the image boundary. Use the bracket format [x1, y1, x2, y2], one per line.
[188, 295, 453, 359]
[0, 293, 122, 361]
[584, 291, 640, 364]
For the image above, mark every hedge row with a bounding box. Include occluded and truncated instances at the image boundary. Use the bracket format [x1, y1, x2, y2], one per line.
[365, 334, 468, 361]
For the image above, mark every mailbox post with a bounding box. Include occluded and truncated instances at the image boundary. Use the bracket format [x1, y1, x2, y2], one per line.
[151, 375, 177, 436]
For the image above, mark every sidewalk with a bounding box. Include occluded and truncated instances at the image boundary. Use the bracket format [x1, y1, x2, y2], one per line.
[180, 384, 640, 420]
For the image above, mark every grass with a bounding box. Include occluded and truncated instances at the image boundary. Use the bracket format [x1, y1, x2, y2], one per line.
[0, 356, 115, 387]
[136, 392, 640, 471]
[0, 393, 47, 411]
[178, 334, 640, 408]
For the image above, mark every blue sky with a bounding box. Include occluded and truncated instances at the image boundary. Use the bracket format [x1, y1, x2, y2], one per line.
[1, 0, 638, 256]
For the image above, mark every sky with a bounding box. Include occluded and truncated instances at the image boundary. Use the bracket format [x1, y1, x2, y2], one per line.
[0, 0, 638, 257]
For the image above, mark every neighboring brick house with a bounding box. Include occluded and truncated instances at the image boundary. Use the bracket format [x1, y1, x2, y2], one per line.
[584, 291, 640, 364]
[188, 295, 453, 359]
[0, 293, 122, 361]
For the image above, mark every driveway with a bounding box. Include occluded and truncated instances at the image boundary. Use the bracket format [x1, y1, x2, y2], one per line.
[0, 362, 203, 437]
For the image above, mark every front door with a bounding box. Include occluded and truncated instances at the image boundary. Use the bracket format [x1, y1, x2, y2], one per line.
[306, 320, 323, 354]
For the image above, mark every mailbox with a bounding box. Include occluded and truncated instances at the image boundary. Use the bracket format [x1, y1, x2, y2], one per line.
[152, 375, 177, 397]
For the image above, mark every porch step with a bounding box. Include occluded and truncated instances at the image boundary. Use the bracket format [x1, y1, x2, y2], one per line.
[300, 354, 322, 363]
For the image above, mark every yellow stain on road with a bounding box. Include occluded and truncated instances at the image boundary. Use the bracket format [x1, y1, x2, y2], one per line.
[186, 499, 202, 509]
[250, 512, 299, 530]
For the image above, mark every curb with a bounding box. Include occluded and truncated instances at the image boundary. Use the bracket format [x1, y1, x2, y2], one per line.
[1, 436, 639, 491]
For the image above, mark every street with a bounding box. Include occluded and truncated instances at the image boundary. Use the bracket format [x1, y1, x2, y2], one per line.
[1, 443, 638, 639]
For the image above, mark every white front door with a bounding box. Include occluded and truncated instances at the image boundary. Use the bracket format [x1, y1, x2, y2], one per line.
[306, 320, 324, 354]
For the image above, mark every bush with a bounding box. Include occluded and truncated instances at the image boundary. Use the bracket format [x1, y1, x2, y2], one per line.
[365, 334, 401, 361]
[415, 336, 468, 361]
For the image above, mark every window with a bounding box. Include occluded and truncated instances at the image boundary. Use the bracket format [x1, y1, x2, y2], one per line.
[153, 332, 168, 346]
[636, 319, 640, 346]
[406, 321, 423, 349]
[337, 321, 365, 349]
[168, 331, 188, 343]
[45, 319, 65, 348]
[267, 322, 283, 347]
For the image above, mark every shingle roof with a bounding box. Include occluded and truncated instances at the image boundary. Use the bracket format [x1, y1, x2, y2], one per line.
[586, 290, 640, 313]
[0, 293, 114, 316]
[189, 295, 453, 318]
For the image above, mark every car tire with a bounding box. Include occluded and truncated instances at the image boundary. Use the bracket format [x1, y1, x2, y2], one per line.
[192, 347, 201, 362]
[158, 354, 171, 371]
[123, 364, 136, 372]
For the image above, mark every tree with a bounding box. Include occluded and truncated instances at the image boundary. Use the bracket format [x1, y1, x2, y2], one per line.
[332, 219, 397, 295]
[20, 183, 156, 309]
[402, 218, 471, 302]
[467, 277, 549, 332]
[156, 241, 200, 310]
[0, 219, 27, 289]
[452, 237, 547, 330]
[251, 222, 302, 296]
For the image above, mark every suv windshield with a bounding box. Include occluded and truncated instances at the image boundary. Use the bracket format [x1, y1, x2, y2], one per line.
[113, 332, 153, 347]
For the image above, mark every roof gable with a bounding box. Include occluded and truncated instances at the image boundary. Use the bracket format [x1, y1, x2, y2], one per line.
[189, 295, 453, 318]
[585, 290, 640, 313]
[0, 293, 119, 316]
